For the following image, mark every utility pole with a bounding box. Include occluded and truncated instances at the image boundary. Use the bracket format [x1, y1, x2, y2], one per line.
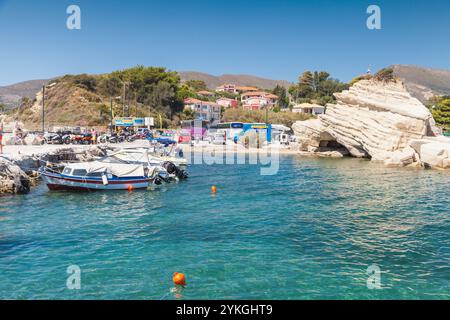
[110, 97, 114, 134]
[158, 113, 163, 130]
[42, 85, 45, 133]
[122, 82, 126, 117]
[122, 81, 130, 117]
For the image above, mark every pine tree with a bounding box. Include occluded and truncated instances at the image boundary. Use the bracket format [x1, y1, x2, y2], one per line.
[432, 97, 450, 130]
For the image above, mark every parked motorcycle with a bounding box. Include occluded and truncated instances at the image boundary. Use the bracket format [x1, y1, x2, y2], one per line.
[98, 133, 109, 144]
[80, 133, 93, 145]
[44, 132, 63, 145]
[70, 134, 84, 145]
[98, 133, 117, 144]
[61, 131, 72, 145]
[126, 134, 135, 142]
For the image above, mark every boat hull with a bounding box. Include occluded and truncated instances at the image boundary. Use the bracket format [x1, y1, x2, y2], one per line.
[41, 172, 152, 191]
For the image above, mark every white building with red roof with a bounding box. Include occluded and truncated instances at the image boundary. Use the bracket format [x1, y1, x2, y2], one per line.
[215, 84, 238, 94]
[241, 91, 279, 110]
[216, 97, 238, 108]
[184, 98, 221, 123]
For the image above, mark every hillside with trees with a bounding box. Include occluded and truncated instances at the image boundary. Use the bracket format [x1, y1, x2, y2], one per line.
[272, 85, 289, 110]
[288, 71, 348, 106]
[11, 66, 186, 129]
[8, 66, 298, 129]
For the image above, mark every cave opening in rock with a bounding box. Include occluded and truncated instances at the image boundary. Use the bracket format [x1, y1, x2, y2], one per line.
[319, 140, 345, 149]
[317, 138, 351, 157]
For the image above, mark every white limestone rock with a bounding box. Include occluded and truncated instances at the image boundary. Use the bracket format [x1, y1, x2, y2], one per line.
[383, 147, 416, 167]
[414, 138, 450, 169]
[320, 80, 436, 160]
[292, 79, 449, 169]
[292, 119, 329, 151]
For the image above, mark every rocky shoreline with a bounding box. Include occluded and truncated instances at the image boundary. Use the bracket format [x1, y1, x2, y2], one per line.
[0, 146, 109, 195]
[0, 158, 31, 194]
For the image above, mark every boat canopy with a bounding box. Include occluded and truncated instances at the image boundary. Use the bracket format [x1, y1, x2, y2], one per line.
[111, 150, 149, 164]
[64, 161, 146, 177]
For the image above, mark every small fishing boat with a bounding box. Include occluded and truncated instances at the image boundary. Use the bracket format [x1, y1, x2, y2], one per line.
[40, 161, 161, 191]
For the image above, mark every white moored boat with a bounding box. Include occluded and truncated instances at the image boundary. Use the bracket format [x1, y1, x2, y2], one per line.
[40, 161, 160, 191]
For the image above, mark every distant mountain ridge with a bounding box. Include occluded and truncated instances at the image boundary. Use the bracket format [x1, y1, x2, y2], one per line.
[0, 79, 49, 110]
[2, 66, 450, 111]
[392, 65, 450, 102]
[0, 72, 290, 111]
[178, 71, 292, 90]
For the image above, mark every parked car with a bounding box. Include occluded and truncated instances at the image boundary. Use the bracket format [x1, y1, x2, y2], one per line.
[209, 132, 226, 145]
[279, 133, 290, 145]
[178, 132, 192, 144]
[72, 127, 82, 135]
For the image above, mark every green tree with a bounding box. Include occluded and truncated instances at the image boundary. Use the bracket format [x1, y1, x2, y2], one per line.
[289, 70, 348, 105]
[143, 81, 177, 117]
[180, 107, 195, 120]
[430, 96, 450, 131]
[20, 97, 31, 105]
[177, 83, 197, 100]
[100, 75, 122, 98]
[272, 85, 289, 109]
[349, 74, 373, 86]
[107, 66, 183, 118]
[68, 74, 98, 91]
[299, 71, 314, 86]
[185, 80, 208, 91]
[374, 67, 395, 82]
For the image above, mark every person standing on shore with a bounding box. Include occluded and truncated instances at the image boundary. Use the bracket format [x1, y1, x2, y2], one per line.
[0, 122, 3, 154]
[91, 128, 97, 145]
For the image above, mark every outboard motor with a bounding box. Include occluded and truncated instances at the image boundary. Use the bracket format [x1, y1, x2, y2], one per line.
[162, 161, 188, 180]
[163, 161, 177, 175]
[154, 176, 163, 185]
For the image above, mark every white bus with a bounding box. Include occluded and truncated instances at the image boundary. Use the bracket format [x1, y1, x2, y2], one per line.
[215, 122, 245, 140]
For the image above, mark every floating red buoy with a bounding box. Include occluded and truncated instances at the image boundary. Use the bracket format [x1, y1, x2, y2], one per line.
[173, 272, 186, 286]
[127, 185, 133, 192]
[211, 185, 217, 194]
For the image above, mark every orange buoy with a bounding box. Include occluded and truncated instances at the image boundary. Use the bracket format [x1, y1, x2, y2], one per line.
[211, 185, 217, 194]
[173, 272, 186, 286]
[127, 185, 134, 192]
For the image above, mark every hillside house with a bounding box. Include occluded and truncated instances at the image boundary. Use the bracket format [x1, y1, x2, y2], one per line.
[184, 98, 221, 123]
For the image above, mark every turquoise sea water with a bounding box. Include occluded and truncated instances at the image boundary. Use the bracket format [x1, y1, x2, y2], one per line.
[0, 156, 449, 300]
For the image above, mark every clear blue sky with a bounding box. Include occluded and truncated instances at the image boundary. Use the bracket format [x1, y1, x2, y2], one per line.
[0, 0, 449, 86]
